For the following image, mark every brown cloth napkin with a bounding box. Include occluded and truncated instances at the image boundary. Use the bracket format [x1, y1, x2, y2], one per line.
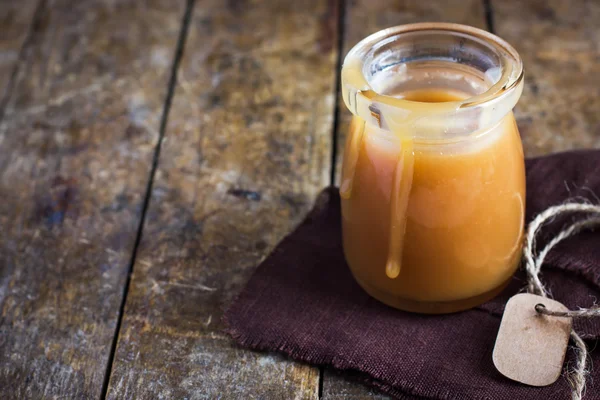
[224, 150, 600, 400]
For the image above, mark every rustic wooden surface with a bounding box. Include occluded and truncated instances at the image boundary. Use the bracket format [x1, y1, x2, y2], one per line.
[1, 0, 599, 399]
[0, 0, 185, 398]
[493, 0, 600, 156]
[105, 0, 338, 398]
[322, 370, 391, 400]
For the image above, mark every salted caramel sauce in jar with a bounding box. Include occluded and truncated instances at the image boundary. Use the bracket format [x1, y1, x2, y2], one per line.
[340, 23, 525, 314]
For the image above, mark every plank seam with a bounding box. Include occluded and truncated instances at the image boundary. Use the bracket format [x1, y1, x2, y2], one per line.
[318, 366, 325, 398]
[329, 0, 347, 186]
[483, 0, 495, 33]
[98, 0, 197, 398]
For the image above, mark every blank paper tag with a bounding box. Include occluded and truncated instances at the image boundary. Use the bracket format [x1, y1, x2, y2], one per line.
[493, 293, 572, 386]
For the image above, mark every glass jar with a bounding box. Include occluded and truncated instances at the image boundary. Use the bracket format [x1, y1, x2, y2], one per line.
[340, 23, 525, 314]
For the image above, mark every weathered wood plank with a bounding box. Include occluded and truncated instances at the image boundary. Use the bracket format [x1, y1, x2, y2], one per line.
[106, 0, 339, 398]
[0, 0, 40, 108]
[322, 370, 391, 400]
[493, 0, 600, 156]
[328, 0, 487, 397]
[0, 1, 186, 398]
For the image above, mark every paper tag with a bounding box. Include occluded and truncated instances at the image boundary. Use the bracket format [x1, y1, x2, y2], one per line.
[493, 293, 572, 386]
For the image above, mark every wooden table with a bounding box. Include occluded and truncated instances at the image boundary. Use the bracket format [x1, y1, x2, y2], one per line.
[1, 0, 598, 398]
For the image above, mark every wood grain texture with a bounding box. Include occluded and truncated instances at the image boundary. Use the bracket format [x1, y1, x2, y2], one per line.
[106, 0, 339, 398]
[0, 0, 185, 398]
[328, 0, 487, 396]
[333, 0, 487, 183]
[0, 0, 40, 108]
[322, 370, 391, 400]
[493, 0, 600, 156]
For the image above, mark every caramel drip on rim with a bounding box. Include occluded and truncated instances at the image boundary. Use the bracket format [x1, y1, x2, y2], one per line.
[385, 136, 414, 279]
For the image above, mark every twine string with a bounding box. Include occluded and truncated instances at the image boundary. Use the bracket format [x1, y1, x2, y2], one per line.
[523, 202, 600, 400]
[535, 304, 600, 318]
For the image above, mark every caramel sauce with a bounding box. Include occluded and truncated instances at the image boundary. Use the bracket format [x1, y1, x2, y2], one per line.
[340, 89, 525, 313]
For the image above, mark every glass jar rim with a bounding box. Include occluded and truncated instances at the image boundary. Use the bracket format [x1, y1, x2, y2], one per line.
[342, 22, 523, 113]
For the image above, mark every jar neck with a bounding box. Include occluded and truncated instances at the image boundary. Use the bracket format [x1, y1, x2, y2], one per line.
[341, 23, 523, 142]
